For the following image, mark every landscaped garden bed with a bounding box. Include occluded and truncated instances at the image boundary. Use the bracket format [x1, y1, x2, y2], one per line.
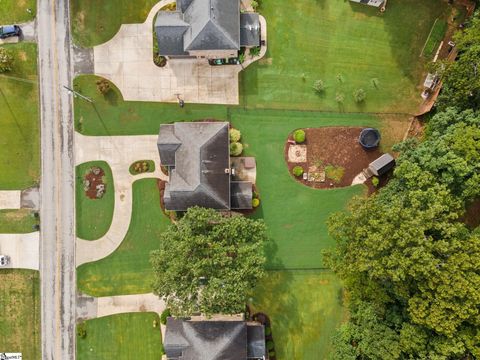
[83, 166, 107, 199]
[285, 127, 383, 189]
[129, 160, 155, 175]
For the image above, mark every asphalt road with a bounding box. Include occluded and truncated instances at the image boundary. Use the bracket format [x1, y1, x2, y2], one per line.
[37, 0, 76, 358]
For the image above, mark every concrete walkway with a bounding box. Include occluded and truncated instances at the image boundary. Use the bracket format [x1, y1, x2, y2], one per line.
[75, 133, 168, 266]
[77, 293, 166, 320]
[0, 232, 39, 270]
[0, 191, 21, 209]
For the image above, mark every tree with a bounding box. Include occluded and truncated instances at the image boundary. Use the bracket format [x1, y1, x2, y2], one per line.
[95, 78, 111, 95]
[353, 88, 366, 103]
[335, 92, 345, 104]
[313, 79, 325, 93]
[0, 47, 14, 73]
[150, 207, 266, 316]
[436, 11, 480, 111]
[325, 108, 480, 359]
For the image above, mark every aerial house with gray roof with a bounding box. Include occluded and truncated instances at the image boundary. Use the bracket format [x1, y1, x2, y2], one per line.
[155, 0, 261, 59]
[164, 318, 266, 360]
[157, 122, 254, 211]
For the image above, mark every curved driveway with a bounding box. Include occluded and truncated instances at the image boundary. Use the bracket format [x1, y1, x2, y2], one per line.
[75, 133, 168, 266]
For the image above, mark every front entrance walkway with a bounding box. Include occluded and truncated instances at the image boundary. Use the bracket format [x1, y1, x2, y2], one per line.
[93, 0, 240, 105]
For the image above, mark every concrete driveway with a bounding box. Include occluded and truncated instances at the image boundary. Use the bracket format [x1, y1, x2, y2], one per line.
[93, 0, 241, 105]
[75, 133, 168, 266]
[0, 232, 39, 270]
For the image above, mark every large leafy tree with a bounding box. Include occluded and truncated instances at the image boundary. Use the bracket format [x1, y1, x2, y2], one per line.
[326, 109, 480, 359]
[150, 207, 266, 316]
[437, 11, 480, 111]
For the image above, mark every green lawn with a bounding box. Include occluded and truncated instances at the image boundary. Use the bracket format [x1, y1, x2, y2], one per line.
[74, 75, 228, 135]
[0, 43, 40, 189]
[422, 18, 448, 59]
[77, 312, 163, 360]
[76, 161, 115, 240]
[70, 0, 159, 47]
[0, 209, 38, 233]
[232, 109, 379, 269]
[250, 270, 346, 360]
[0, 269, 41, 360]
[77, 178, 169, 296]
[0, 0, 36, 23]
[240, 0, 448, 113]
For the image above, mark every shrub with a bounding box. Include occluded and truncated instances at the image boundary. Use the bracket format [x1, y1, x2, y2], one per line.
[229, 128, 241, 143]
[154, 54, 167, 67]
[0, 48, 14, 73]
[96, 78, 111, 95]
[372, 176, 380, 187]
[249, 46, 261, 57]
[77, 321, 87, 339]
[325, 164, 345, 183]
[252, 198, 260, 208]
[265, 326, 272, 336]
[353, 88, 367, 103]
[238, 53, 246, 64]
[160, 343, 165, 355]
[293, 129, 306, 143]
[266, 340, 275, 351]
[335, 92, 345, 104]
[292, 166, 304, 177]
[313, 79, 325, 93]
[230, 142, 243, 156]
[269, 350, 276, 358]
[251, 0, 259, 10]
[160, 308, 171, 325]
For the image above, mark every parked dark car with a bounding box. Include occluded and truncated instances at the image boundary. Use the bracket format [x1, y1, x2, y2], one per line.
[0, 25, 21, 39]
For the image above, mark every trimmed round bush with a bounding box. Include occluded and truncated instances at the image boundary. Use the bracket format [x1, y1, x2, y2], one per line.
[252, 198, 260, 208]
[265, 326, 272, 336]
[230, 142, 243, 156]
[372, 176, 380, 188]
[292, 166, 304, 177]
[293, 129, 306, 143]
[229, 128, 241, 143]
[160, 308, 171, 325]
[267, 340, 275, 351]
[77, 321, 87, 339]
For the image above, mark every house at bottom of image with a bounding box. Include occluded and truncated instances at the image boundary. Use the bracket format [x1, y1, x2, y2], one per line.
[164, 318, 266, 360]
[157, 121, 256, 211]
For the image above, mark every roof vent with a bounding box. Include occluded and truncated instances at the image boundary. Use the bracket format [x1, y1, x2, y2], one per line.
[224, 168, 230, 174]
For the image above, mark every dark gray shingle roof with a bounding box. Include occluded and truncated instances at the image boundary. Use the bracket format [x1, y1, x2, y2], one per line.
[164, 319, 248, 360]
[158, 122, 231, 211]
[240, 13, 260, 47]
[230, 181, 253, 210]
[155, 0, 240, 55]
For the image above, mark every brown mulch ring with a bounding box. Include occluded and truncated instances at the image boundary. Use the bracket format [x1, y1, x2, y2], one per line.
[84, 166, 106, 199]
[284, 127, 383, 189]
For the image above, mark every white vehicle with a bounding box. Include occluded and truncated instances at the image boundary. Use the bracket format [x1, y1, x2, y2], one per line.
[0, 255, 9, 267]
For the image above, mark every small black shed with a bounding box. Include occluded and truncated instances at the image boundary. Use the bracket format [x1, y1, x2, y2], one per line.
[368, 153, 395, 176]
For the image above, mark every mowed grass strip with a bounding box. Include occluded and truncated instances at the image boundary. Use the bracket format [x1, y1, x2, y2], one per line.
[77, 178, 169, 296]
[76, 161, 115, 240]
[0, 43, 40, 189]
[77, 312, 163, 360]
[232, 109, 379, 269]
[70, 0, 159, 47]
[422, 18, 448, 58]
[0, 269, 41, 359]
[0, 0, 36, 23]
[74, 75, 228, 136]
[240, 0, 448, 113]
[250, 270, 346, 360]
[0, 209, 38, 233]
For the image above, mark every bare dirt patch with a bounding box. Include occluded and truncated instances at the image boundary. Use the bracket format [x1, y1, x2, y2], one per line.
[285, 127, 383, 189]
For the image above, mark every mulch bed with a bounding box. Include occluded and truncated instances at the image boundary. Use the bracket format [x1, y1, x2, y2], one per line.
[84, 167, 106, 199]
[284, 127, 383, 189]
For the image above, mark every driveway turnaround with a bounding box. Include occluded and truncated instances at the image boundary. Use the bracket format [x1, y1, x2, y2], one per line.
[0, 232, 39, 270]
[93, 0, 252, 105]
[75, 133, 168, 266]
[0, 191, 21, 209]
